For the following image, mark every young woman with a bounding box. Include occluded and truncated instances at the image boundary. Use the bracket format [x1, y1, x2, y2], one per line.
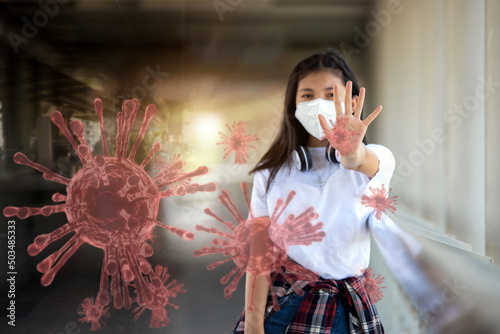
[232, 50, 393, 334]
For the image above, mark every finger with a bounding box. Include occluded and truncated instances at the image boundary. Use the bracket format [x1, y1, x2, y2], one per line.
[363, 105, 382, 127]
[334, 84, 343, 116]
[354, 87, 365, 119]
[345, 81, 352, 116]
[318, 114, 332, 133]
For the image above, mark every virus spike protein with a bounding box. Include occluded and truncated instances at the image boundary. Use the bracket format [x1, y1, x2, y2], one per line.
[129, 104, 156, 161]
[94, 98, 110, 157]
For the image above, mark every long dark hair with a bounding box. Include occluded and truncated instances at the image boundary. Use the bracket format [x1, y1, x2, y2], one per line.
[250, 49, 368, 191]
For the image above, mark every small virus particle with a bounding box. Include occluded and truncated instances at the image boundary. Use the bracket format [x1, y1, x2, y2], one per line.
[148, 155, 168, 177]
[360, 268, 386, 304]
[131, 264, 186, 328]
[217, 121, 258, 164]
[361, 185, 397, 220]
[79, 297, 111, 331]
[3, 98, 216, 330]
[194, 183, 325, 311]
[322, 117, 362, 156]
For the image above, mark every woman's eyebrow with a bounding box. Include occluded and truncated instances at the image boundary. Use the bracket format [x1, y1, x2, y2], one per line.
[298, 87, 334, 92]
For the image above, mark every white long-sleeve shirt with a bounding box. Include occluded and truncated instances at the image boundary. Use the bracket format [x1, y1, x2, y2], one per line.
[250, 144, 422, 279]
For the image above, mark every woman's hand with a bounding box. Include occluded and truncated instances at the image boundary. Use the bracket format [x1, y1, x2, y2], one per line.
[318, 81, 382, 158]
[318, 81, 382, 177]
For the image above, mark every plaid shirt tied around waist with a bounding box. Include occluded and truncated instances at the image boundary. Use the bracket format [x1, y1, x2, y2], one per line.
[233, 267, 385, 334]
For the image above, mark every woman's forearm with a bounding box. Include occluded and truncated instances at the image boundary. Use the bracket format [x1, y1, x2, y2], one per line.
[244, 273, 270, 325]
[244, 216, 272, 333]
[340, 144, 379, 178]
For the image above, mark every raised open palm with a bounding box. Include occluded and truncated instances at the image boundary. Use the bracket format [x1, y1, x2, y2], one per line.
[318, 81, 382, 156]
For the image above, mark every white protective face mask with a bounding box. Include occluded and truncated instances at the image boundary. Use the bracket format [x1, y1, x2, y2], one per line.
[295, 98, 345, 140]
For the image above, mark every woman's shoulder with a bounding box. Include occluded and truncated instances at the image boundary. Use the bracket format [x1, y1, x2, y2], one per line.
[250, 167, 271, 191]
[251, 162, 295, 187]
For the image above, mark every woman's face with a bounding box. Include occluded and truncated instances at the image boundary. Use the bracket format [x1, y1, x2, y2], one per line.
[295, 70, 359, 146]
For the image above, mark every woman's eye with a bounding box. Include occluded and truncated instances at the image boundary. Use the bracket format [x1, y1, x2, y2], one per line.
[327, 93, 334, 97]
[302, 94, 313, 98]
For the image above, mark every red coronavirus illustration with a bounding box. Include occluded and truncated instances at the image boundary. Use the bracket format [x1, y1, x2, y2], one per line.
[79, 297, 111, 331]
[3, 98, 216, 330]
[131, 264, 186, 328]
[321, 117, 362, 156]
[360, 268, 386, 304]
[194, 183, 325, 311]
[217, 121, 258, 164]
[361, 185, 398, 220]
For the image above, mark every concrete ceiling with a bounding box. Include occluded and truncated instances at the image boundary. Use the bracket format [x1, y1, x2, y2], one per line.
[0, 0, 375, 116]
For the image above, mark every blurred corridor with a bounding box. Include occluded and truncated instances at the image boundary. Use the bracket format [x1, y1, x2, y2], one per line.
[0, 0, 499, 333]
